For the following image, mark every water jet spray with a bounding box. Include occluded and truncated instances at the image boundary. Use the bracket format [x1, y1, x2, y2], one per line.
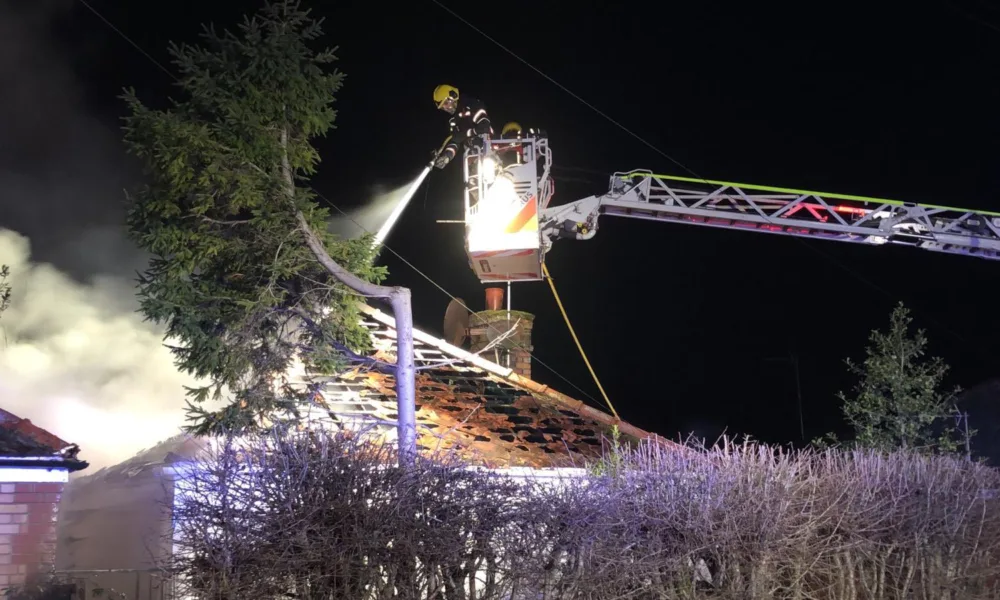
[373, 165, 432, 248]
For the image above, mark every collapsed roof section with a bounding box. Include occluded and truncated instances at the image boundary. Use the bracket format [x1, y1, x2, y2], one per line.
[306, 304, 670, 468]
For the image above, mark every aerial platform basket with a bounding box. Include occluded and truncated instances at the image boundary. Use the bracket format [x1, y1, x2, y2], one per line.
[463, 135, 554, 283]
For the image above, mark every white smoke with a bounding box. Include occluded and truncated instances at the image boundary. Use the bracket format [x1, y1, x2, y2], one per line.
[0, 182, 413, 473]
[0, 1, 416, 474]
[328, 182, 421, 241]
[0, 229, 199, 471]
[0, 1, 197, 472]
[0, 1, 143, 282]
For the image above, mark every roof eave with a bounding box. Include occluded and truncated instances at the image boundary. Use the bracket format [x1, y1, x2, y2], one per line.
[0, 457, 89, 472]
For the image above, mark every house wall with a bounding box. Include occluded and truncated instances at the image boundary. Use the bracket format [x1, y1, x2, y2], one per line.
[0, 480, 62, 587]
[56, 469, 175, 599]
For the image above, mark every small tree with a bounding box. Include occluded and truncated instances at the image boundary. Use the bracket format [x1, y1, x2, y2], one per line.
[122, 1, 402, 436]
[820, 302, 967, 454]
[588, 424, 626, 478]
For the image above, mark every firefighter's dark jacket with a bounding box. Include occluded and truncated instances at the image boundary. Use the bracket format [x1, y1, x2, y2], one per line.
[442, 97, 491, 158]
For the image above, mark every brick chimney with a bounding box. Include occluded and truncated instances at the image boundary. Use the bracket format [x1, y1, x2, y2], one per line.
[468, 287, 534, 379]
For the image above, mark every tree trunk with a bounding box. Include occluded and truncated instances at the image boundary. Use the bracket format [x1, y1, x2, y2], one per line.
[280, 125, 417, 466]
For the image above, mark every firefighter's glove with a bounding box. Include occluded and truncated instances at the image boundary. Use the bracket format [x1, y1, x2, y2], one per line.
[433, 153, 452, 170]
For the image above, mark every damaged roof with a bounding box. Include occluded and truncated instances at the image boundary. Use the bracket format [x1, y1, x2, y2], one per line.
[0, 408, 88, 470]
[307, 304, 668, 468]
[76, 304, 672, 482]
[74, 434, 208, 483]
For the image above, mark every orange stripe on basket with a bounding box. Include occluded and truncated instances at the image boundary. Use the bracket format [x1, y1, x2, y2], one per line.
[504, 197, 537, 234]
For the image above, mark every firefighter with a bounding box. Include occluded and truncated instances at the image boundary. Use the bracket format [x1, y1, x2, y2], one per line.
[431, 84, 492, 169]
[497, 122, 554, 205]
[499, 122, 525, 166]
[501, 121, 523, 139]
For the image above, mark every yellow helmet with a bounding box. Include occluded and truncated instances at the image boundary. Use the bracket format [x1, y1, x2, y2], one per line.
[433, 84, 459, 108]
[501, 122, 523, 137]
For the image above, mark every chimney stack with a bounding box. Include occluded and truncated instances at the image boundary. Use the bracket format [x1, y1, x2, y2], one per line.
[468, 287, 534, 379]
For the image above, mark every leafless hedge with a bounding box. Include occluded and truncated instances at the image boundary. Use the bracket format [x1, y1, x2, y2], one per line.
[170, 431, 1000, 600]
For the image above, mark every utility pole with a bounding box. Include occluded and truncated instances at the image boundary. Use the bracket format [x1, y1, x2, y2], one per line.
[764, 344, 805, 443]
[300, 217, 416, 467]
[287, 155, 416, 467]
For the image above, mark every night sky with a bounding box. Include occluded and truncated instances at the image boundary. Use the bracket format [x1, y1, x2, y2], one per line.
[31, 0, 1000, 446]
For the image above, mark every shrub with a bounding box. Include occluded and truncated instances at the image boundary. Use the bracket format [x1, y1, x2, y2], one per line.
[2, 575, 120, 600]
[171, 430, 1000, 599]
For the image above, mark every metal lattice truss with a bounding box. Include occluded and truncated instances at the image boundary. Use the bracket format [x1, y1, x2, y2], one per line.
[300, 314, 500, 433]
[540, 170, 1000, 261]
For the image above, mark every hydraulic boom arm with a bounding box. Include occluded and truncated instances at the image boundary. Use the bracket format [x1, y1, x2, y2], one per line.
[539, 170, 1000, 261]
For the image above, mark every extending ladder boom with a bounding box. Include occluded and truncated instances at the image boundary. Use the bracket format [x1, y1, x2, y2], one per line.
[540, 170, 1000, 261]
